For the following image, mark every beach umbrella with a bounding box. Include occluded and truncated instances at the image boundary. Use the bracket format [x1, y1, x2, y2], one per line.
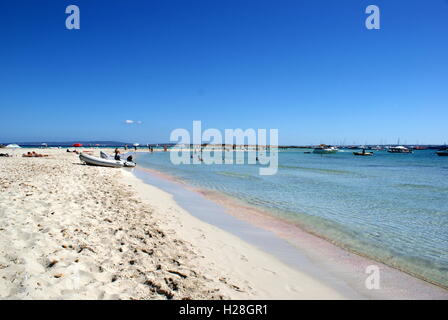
[72, 143, 83, 147]
[133, 143, 140, 147]
[6, 144, 21, 148]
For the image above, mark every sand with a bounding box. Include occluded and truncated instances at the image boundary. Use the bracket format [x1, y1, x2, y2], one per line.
[0, 148, 345, 299]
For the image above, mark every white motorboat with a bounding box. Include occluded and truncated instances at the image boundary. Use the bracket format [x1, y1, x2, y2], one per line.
[387, 146, 412, 153]
[313, 145, 339, 154]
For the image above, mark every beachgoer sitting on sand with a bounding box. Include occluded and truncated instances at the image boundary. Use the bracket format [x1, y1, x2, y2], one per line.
[126, 155, 133, 162]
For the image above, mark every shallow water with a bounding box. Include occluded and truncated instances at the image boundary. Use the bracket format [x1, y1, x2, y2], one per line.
[135, 149, 448, 288]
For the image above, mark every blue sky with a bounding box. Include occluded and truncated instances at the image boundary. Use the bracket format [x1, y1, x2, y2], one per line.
[1, 0, 447, 145]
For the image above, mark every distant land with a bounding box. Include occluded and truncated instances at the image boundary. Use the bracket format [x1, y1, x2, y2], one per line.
[0, 141, 446, 149]
[0, 141, 133, 147]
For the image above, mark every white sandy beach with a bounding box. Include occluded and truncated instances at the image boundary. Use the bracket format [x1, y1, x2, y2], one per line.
[0, 148, 347, 299]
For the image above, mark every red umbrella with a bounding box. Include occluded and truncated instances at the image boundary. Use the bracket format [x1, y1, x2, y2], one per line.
[72, 143, 83, 147]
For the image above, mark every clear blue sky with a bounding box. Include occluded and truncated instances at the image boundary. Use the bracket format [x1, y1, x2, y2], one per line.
[1, 0, 447, 145]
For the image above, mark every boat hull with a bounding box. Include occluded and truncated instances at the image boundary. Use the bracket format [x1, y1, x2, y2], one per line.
[353, 152, 373, 156]
[387, 151, 412, 153]
[313, 149, 338, 154]
[79, 153, 124, 168]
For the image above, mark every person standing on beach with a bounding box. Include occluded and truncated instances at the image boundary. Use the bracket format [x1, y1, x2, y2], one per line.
[114, 148, 121, 160]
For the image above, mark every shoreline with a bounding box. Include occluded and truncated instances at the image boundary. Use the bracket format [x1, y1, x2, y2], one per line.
[1, 148, 447, 299]
[0, 148, 346, 299]
[193, 185, 448, 292]
[126, 168, 350, 299]
[133, 162, 448, 299]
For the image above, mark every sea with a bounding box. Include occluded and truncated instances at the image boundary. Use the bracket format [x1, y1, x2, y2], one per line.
[134, 149, 448, 288]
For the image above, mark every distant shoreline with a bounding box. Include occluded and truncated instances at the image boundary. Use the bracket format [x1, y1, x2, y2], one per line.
[1, 143, 447, 150]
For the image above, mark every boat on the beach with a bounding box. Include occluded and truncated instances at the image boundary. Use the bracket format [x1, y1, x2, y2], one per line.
[79, 153, 136, 168]
[80, 153, 124, 167]
[387, 146, 412, 153]
[313, 145, 338, 154]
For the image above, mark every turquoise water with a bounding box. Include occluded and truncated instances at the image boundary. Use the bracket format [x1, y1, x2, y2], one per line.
[135, 149, 448, 288]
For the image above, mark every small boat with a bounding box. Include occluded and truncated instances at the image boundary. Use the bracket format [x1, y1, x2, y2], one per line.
[387, 146, 412, 153]
[313, 145, 338, 154]
[436, 151, 448, 157]
[80, 153, 124, 167]
[353, 149, 373, 156]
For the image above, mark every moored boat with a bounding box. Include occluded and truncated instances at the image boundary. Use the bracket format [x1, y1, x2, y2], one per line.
[436, 150, 448, 157]
[387, 146, 412, 153]
[313, 145, 338, 154]
[353, 149, 373, 156]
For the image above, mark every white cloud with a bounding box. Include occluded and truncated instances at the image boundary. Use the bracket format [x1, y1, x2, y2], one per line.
[124, 120, 143, 125]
